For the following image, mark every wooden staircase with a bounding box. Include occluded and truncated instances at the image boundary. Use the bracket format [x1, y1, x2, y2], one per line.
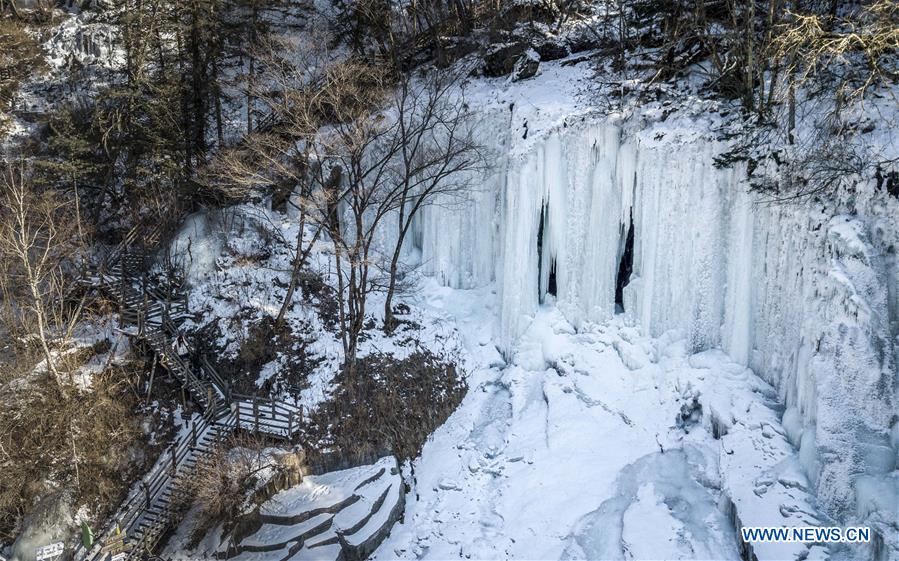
[73, 219, 305, 561]
[143, 327, 224, 410]
[127, 407, 236, 554]
[74, 407, 236, 561]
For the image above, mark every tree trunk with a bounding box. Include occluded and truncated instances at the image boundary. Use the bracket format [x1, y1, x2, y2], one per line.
[383, 250, 401, 330]
[383, 210, 411, 331]
[275, 217, 322, 330]
[743, 0, 755, 111]
[247, 1, 258, 134]
[212, 58, 224, 146]
[28, 278, 61, 383]
[788, 77, 795, 144]
[189, 4, 207, 164]
[176, 30, 194, 177]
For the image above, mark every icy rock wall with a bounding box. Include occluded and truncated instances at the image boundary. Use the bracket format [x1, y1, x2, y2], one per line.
[406, 108, 511, 290]
[409, 114, 898, 539]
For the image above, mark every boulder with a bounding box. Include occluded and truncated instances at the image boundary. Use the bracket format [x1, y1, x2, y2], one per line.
[512, 50, 540, 81]
[535, 40, 569, 62]
[483, 42, 529, 77]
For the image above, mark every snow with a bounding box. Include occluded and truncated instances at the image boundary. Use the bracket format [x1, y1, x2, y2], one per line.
[566, 459, 738, 561]
[289, 543, 341, 561]
[371, 292, 828, 560]
[174, 457, 403, 561]
[42, 13, 121, 73]
[238, 513, 330, 549]
[168, 211, 227, 285]
[341, 482, 402, 548]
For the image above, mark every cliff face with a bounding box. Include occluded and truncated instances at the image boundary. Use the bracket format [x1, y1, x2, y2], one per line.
[404, 102, 898, 553]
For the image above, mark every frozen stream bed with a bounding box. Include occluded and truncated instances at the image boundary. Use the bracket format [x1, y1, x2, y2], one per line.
[373, 281, 830, 561]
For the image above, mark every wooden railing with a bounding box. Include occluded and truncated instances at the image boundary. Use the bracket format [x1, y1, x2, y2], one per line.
[232, 394, 304, 440]
[124, 409, 236, 560]
[74, 408, 235, 561]
[103, 220, 166, 274]
[200, 356, 231, 401]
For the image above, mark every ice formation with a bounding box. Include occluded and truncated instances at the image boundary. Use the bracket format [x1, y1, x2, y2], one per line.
[403, 107, 898, 556]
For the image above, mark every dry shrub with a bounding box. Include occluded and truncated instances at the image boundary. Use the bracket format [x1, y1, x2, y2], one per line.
[202, 315, 322, 396]
[306, 350, 466, 468]
[236, 320, 280, 381]
[0, 359, 160, 542]
[192, 318, 280, 397]
[771, 1, 899, 102]
[180, 433, 280, 537]
[299, 270, 340, 329]
[55, 339, 112, 376]
[181, 441, 307, 549]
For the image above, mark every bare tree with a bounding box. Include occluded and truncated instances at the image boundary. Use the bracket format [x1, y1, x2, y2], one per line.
[300, 61, 396, 368]
[0, 160, 85, 383]
[201, 35, 336, 331]
[770, 0, 899, 105]
[206, 36, 482, 365]
[203, 39, 395, 367]
[380, 70, 483, 329]
[204, 132, 323, 330]
[300, 64, 486, 360]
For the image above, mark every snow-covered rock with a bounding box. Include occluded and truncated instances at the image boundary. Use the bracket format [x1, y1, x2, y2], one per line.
[183, 457, 405, 561]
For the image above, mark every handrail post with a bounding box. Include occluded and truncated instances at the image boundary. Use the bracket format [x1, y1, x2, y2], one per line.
[142, 270, 150, 333]
[253, 397, 259, 435]
[191, 420, 197, 448]
[119, 252, 126, 318]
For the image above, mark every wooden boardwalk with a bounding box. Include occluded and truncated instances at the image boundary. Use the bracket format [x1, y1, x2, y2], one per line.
[74, 222, 304, 561]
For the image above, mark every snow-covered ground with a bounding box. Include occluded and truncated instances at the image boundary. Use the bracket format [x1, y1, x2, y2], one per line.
[6, 4, 896, 560]
[157, 57, 897, 560]
[166, 456, 403, 561]
[374, 281, 833, 561]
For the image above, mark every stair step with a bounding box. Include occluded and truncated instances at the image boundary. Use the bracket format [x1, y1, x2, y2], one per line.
[146, 506, 168, 518]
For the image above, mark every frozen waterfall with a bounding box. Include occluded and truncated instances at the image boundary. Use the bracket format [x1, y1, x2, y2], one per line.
[406, 110, 898, 555]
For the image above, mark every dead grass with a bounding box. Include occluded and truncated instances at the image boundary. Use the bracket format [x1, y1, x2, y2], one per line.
[200, 315, 322, 396]
[305, 350, 466, 469]
[298, 269, 340, 329]
[178, 433, 288, 546]
[0, 357, 167, 542]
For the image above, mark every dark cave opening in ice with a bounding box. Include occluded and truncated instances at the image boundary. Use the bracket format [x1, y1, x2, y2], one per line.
[547, 259, 558, 297]
[615, 211, 635, 313]
[537, 202, 559, 301]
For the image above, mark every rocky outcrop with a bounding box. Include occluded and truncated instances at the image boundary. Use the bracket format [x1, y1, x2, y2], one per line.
[213, 457, 404, 561]
[512, 50, 540, 81]
[483, 42, 530, 77]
